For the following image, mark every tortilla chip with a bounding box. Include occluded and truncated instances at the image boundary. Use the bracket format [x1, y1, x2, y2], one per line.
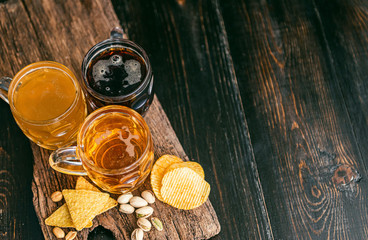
[45, 204, 92, 228]
[75, 177, 118, 214]
[63, 189, 109, 231]
[75, 177, 100, 192]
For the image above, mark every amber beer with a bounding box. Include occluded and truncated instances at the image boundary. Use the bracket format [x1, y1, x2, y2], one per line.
[2, 61, 87, 150]
[49, 105, 154, 193]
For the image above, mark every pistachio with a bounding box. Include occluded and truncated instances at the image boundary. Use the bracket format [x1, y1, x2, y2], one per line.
[130, 196, 148, 208]
[131, 228, 144, 240]
[135, 206, 154, 218]
[137, 218, 152, 232]
[52, 227, 65, 238]
[119, 204, 135, 214]
[141, 190, 155, 204]
[51, 191, 63, 202]
[151, 217, 163, 231]
[117, 192, 133, 204]
[65, 231, 77, 240]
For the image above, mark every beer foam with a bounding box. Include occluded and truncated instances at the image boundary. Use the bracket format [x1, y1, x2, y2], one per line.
[123, 60, 142, 87]
[92, 59, 110, 82]
[118, 126, 139, 157]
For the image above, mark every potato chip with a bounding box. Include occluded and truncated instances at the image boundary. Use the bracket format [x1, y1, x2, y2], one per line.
[63, 189, 109, 231]
[75, 177, 118, 214]
[45, 204, 92, 228]
[164, 161, 204, 179]
[161, 167, 210, 210]
[150, 155, 183, 201]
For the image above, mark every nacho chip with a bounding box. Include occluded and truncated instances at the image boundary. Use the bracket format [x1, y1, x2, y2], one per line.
[161, 167, 210, 210]
[75, 177, 118, 214]
[63, 189, 109, 231]
[150, 155, 183, 201]
[75, 177, 100, 192]
[45, 204, 92, 228]
[164, 161, 204, 179]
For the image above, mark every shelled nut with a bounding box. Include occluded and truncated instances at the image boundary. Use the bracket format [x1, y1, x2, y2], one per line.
[52, 227, 65, 238]
[50, 191, 63, 202]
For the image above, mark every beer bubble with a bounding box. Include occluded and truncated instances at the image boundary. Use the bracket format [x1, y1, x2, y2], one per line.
[111, 55, 123, 65]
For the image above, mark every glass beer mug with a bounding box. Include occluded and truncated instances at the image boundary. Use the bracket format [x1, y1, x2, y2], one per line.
[0, 61, 87, 150]
[80, 27, 154, 115]
[49, 105, 154, 194]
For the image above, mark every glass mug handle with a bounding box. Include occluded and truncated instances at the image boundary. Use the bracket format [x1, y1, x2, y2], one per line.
[110, 27, 128, 39]
[0, 77, 12, 104]
[49, 147, 87, 176]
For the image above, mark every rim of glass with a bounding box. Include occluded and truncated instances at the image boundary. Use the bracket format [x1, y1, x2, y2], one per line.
[77, 105, 152, 175]
[9, 61, 81, 125]
[81, 38, 152, 103]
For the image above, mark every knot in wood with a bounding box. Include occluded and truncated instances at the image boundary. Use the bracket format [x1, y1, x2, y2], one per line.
[331, 165, 360, 188]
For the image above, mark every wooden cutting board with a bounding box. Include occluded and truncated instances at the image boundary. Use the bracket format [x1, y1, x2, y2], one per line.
[31, 96, 220, 239]
[0, 0, 220, 239]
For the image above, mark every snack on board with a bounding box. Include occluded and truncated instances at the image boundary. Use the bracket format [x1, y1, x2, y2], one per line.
[45, 204, 93, 228]
[62, 189, 110, 231]
[45, 177, 117, 231]
[164, 161, 205, 179]
[75, 177, 118, 214]
[150, 155, 183, 201]
[75, 177, 100, 191]
[161, 167, 210, 210]
[150, 155, 211, 210]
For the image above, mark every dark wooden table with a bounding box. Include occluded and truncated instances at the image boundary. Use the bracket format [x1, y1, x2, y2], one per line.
[1, 0, 368, 239]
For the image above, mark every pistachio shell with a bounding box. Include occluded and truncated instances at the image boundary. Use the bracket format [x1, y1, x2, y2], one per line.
[135, 206, 154, 218]
[131, 228, 144, 240]
[117, 192, 133, 204]
[141, 190, 155, 204]
[119, 204, 135, 214]
[151, 217, 163, 231]
[137, 218, 152, 232]
[130, 196, 148, 208]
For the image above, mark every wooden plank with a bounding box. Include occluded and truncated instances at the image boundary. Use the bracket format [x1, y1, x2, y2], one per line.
[0, 104, 42, 239]
[0, 0, 220, 239]
[111, 0, 274, 239]
[220, 0, 368, 239]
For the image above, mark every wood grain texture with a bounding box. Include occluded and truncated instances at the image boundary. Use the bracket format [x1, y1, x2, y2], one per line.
[2, 0, 368, 239]
[221, 0, 368, 239]
[0, 100, 41, 239]
[0, 0, 219, 239]
[111, 0, 273, 239]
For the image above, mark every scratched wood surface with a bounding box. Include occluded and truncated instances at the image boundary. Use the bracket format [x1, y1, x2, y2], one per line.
[1, 0, 368, 239]
[219, 0, 368, 239]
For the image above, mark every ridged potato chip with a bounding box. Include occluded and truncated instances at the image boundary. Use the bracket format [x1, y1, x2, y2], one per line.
[150, 155, 183, 201]
[164, 161, 204, 179]
[161, 167, 210, 210]
[63, 190, 109, 231]
[75, 177, 118, 214]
